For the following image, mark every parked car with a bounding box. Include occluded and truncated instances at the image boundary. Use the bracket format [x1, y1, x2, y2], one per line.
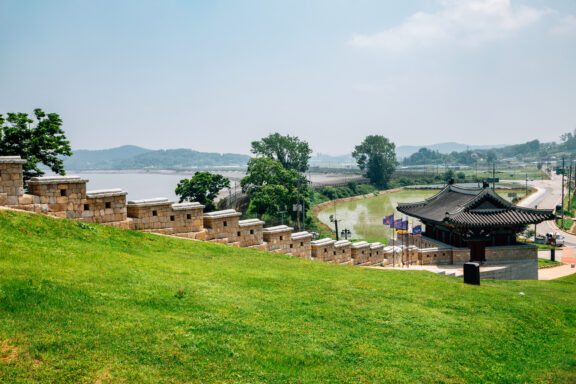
[546, 232, 565, 247]
[535, 234, 546, 244]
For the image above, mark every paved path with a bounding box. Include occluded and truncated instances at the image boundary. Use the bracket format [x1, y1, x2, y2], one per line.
[538, 264, 576, 280]
[561, 246, 576, 264]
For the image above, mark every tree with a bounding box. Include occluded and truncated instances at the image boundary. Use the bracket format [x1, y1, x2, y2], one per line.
[485, 151, 497, 164]
[241, 157, 308, 221]
[0, 109, 72, 180]
[352, 135, 398, 189]
[561, 129, 576, 151]
[250, 133, 312, 172]
[175, 172, 230, 212]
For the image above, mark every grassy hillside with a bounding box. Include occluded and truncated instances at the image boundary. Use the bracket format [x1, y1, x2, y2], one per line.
[0, 210, 575, 383]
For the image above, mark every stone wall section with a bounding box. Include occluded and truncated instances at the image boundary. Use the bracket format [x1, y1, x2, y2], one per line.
[369, 243, 385, 265]
[263, 225, 293, 254]
[0, 157, 26, 206]
[290, 231, 312, 258]
[127, 198, 175, 231]
[203, 209, 242, 244]
[27, 176, 88, 219]
[238, 219, 265, 247]
[84, 189, 128, 223]
[333, 240, 352, 264]
[311, 238, 336, 262]
[351, 242, 371, 265]
[171, 202, 205, 234]
[0, 156, 541, 277]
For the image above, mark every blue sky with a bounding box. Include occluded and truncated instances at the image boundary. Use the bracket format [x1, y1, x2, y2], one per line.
[1, 0, 575, 154]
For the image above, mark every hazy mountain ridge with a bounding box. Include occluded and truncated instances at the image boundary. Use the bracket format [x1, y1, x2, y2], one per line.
[65, 146, 250, 170]
[395, 143, 507, 159]
[64, 142, 512, 170]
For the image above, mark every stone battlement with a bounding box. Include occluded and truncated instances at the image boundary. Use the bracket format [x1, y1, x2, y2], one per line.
[0, 155, 538, 275]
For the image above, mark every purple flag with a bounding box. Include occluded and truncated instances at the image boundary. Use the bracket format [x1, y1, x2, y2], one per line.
[383, 214, 394, 227]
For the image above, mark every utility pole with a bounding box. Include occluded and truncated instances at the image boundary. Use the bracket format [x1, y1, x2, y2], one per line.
[296, 170, 301, 231]
[534, 205, 538, 242]
[525, 173, 528, 197]
[568, 163, 573, 214]
[492, 162, 496, 190]
[329, 201, 341, 241]
[561, 156, 565, 229]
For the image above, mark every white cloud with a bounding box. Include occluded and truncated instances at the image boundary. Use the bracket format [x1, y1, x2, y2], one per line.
[551, 15, 576, 35]
[351, 0, 551, 50]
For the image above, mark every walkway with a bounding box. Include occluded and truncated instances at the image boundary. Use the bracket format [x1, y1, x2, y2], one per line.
[561, 246, 576, 264]
[538, 264, 576, 280]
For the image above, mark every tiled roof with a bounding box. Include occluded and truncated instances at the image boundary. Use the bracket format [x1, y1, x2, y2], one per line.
[397, 183, 556, 227]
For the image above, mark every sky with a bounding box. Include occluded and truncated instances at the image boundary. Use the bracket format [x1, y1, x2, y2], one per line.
[0, 0, 575, 155]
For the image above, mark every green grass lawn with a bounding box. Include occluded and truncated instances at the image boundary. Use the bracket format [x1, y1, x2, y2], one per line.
[537, 258, 564, 268]
[1, 210, 576, 383]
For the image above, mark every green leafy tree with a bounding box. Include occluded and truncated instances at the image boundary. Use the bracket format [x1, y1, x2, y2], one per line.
[241, 157, 308, 220]
[250, 133, 312, 172]
[485, 151, 497, 164]
[175, 172, 230, 212]
[0, 109, 72, 180]
[352, 135, 399, 189]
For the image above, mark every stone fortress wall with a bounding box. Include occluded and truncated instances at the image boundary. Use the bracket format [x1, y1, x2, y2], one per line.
[0, 156, 537, 271]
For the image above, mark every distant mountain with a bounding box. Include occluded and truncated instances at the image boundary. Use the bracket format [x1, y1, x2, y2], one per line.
[118, 149, 250, 169]
[64, 146, 250, 170]
[65, 145, 153, 170]
[396, 142, 507, 159]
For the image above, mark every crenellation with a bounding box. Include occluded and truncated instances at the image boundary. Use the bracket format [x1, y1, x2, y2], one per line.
[0, 156, 26, 205]
[127, 198, 175, 231]
[333, 240, 352, 264]
[0, 154, 544, 276]
[310, 238, 336, 262]
[262, 225, 294, 254]
[203, 209, 242, 243]
[351, 241, 371, 265]
[290, 231, 312, 258]
[238, 218, 265, 247]
[170, 202, 205, 235]
[369, 242, 385, 265]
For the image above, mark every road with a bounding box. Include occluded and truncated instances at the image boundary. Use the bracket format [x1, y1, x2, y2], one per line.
[517, 173, 576, 247]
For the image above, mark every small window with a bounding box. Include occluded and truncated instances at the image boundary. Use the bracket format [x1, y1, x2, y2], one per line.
[152, 210, 157, 216]
[376, 251, 379, 255]
[84, 204, 89, 211]
[290, 244, 293, 248]
[60, 189, 66, 197]
[361, 251, 364, 255]
[324, 248, 327, 253]
[250, 229, 254, 235]
[279, 236, 283, 241]
[170, 216, 175, 221]
[300, 242, 304, 247]
[237, 231, 241, 237]
[187, 214, 191, 220]
[223, 221, 227, 227]
[105, 202, 111, 209]
[333, 251, 336, 255]
[342, 250, 345, 253]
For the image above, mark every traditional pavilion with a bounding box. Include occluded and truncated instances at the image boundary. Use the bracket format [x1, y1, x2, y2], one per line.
[397, 180, 556, 263]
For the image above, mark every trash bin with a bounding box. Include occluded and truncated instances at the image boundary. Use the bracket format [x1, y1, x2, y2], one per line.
[464, 262, 480, 285]
[551, 248, 555, 262]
